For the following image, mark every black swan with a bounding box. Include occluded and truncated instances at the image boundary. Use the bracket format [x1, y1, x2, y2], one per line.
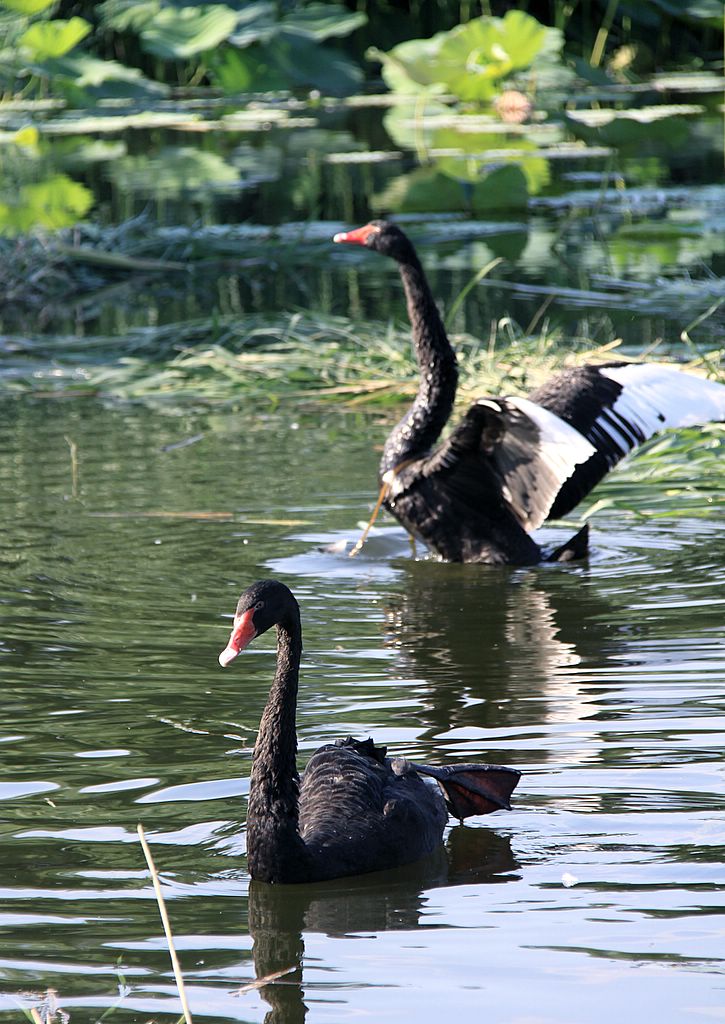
[218, 579, 521, 884]
[333, 220, 725, 564]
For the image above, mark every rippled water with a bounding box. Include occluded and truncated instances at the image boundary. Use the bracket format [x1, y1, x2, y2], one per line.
[0, 397, 724, 1022]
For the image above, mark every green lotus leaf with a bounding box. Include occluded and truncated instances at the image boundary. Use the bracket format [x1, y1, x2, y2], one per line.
[45, 53, 169, 99]
[434, 12, 554, 101]
[281, 3, 366, 41]
[0, 0, 54, 13]
[139, 4, 239, 60]
[95, 0, 159, 33]
[375, 11, 560, 102]
[382, 98, 457, 150]
[110, 147, 240, 197]
[430, 127, 548, 192]
[276, 33, 362, 94]
[228, 2, 276, 47]
[0, 173, 92, 234]
[211, 45, 257, 91]
[370, 37, 450, 94]
[373, 162, 530, 214]
[566, 106, 696, 147]
[20, 17, 91, 60]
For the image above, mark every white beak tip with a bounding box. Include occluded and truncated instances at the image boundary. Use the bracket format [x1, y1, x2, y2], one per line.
[218, 647, 238, 668]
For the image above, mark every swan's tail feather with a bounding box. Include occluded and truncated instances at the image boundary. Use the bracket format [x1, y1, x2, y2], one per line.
[412, 763, 521, 819]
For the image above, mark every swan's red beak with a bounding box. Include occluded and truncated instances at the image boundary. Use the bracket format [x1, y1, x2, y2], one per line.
[218, 609, 257, 667]
[333, 223, 379, 246]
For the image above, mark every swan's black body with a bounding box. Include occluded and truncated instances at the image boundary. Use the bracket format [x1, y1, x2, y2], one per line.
[219, 580, 520, 884]
[334, 221, 725, 564]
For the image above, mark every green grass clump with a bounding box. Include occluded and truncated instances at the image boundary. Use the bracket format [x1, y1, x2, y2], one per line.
[2, 310, 722, 407]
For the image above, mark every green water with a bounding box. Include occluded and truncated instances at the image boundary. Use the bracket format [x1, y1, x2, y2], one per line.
[1, 34, 724, 1023]
[0, 396, 723, 1022]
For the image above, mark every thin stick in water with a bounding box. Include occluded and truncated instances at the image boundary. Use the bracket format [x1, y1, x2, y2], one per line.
[137, 823, 194, 1024]
[348, 481, 390, 557]
[64, 436, 78, 499]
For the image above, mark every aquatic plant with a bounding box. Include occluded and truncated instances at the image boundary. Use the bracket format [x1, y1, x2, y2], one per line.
[0, 1, 367, 104]
[369, 10, 565, 104]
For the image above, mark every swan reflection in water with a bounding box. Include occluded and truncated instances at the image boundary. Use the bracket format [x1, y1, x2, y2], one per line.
[374, 557, 620, 738]
[247, 826, 518, 1024]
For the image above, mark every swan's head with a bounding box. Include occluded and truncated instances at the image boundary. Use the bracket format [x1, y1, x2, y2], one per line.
[333, 220, 414, 262]
[219, 579, 299, 667]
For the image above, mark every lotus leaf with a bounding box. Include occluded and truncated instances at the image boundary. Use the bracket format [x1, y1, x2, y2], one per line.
[20, 17, 91, 60]
[47, 54, 169, 100]
[110, 147, 240, 198]
[280, 3, 366, 41]
[96, 0, 159, 33]
[376, 11, 561, 103]
[139, 4, 239, 60]
[374, 162, 530, 213]
[371, 39, 453, 95]
[566, 106, 698, 147]
[0, 173, 92, 233]
[0, 0, 54, 13]
[275, 34, 362, 95]
[228, 2, 276, 47]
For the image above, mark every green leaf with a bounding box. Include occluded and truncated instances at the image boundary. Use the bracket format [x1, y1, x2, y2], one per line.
[211, 45, 255, 91]
[647, 0, 724, 26]
[373, 163, 530, 214]
[372, 36, 451, 95]
[566, 105, 698, 147]
[281, 3, 366, 41]
[96, 0, 159, 33]
[434, 133, 550, 194]
[0, 173, 92, 234]
[20, 17, 91, 60]
[14, 124, 39, 147]
[0, 0, 54, 13]
[44, 53, 169, 100]
[228, 2, 276, 47]
[376, 11, 560, 102]
[209, 43, 285, 92]
[139, 4, 239, 60]
[435, 11, 554, 101]
[277, 33, 362, 95]
[110, 147, 240, 198]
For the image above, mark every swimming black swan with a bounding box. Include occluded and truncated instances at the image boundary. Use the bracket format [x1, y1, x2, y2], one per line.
[218, 579, 521, 884]
[333, 220, 725, 564]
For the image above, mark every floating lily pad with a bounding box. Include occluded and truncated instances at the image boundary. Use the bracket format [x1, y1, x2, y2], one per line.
[566, 105, 701, 147]
[109, 147, 240, 198]
[374, 162, 530, 214]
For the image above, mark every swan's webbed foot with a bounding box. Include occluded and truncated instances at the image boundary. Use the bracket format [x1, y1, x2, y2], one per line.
[546, 522, 589, 563]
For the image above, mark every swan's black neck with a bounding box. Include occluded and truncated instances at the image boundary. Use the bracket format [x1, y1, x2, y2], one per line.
[246, 609, 312, 883]
[381, 252, 458, 476]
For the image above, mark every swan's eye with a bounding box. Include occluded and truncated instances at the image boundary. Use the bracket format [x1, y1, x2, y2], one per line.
[254, 601, 264, 611]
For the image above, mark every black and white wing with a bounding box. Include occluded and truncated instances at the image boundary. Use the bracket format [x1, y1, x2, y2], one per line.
[404, 395, 596, 534]
[532, 363, 725, 521]
[397, 363, 725, 534]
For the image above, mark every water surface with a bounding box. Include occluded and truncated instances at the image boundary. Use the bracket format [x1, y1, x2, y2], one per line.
[0, 396, 723, 1022]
